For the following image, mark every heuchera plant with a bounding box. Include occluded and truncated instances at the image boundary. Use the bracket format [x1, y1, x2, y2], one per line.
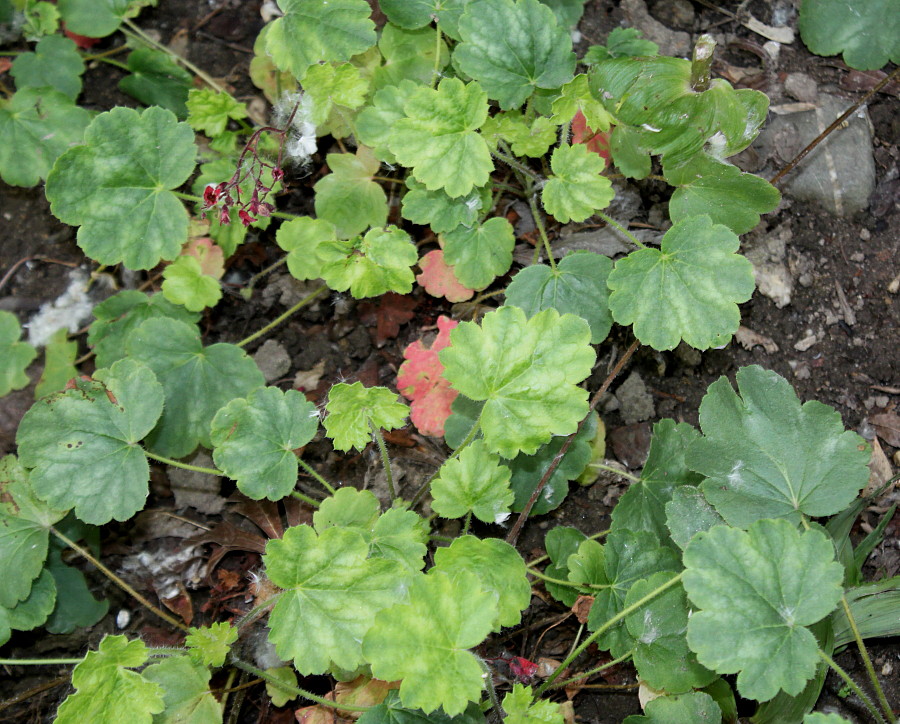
[0, 1, 898, 723]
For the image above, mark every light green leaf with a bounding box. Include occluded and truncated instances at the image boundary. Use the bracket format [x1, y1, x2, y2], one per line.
[46, 106, 196, 270]
[480, 111, 557, 157]
[186, 88, 248, 137]
[583, 28, 659, 63]
[434, 536, 530, 629]
[401, 179, 491, 233]
[363, 569, 498, 716]
[185, 622, 238, 668]
[265, 666, 298, 707]
[315, 487, 380, 531]
[55, 635, 165, 724]
[625, 573, 716, 693]
[126, 318, 264, 458]
[431, 439, 513, 523]
[143, 655, 223, 724]
[502, 683, 563, 723]
[266, 0, 376, 81]
[0, 87, 90, 187]
[320, 225, 418, 298]
[379, 0, 472, 40]
[566, 538, 605, 592]
[265, 525, 408, 674]
[440, 306, 595, 458]
[304, 61, 370, 125]
[356, 80, 419, 161]
[505, 251, 612, 344]
[803, 714, 853, 724]
[0, 311, 36, 397]
[16, 359, 162, 525]
[315, 147, 388, 237]
[21, 1, 60, 39]
[550, 74, 613, 131]
[324, 381, 409, 452]
[10, 35, 84, 99]
[666, 156, 780, 235]
[210, 387, 319, 500]
[161, 256, 222, 312]
[542, 526, 587, 606]
[276, 216, 339, 282]
[665, 486, 726, 551]
[87, 291, 200, 369]
[542, 144, 614, 223]
[622, 692, 721, 724]
[375, 24, 449, 89]
[455, 0, 575, 109]
[0, 568, 57, 645]
[607, 215, 755, 350]
[118, 48, 193, 119]
[688, 365, 871, 528]
[57, 0, 134, 37]
[388, 77, 493, 198]
[35, 328, 77, 399]
[798, 0, 899, 70]
[683, 519, 844, 702]
[442, 217, 515, 290]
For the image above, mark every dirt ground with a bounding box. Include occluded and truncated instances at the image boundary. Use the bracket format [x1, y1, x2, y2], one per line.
[1, 1, 898, 722]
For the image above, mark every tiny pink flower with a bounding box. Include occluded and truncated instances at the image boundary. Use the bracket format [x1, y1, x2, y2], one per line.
[219, 206, 231, 225]
[238, 209, 256, 226]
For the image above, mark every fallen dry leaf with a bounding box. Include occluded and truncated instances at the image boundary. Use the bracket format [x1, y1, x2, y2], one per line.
[572, 594, 595, 624]
[865, 436, 895, 496]
[735, 325, 780, 353]
[358, 292, 418, 345]
[871, 412, 900, 448]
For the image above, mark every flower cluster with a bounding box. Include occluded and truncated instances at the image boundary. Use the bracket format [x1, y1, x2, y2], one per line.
[201, 169, 280, 228]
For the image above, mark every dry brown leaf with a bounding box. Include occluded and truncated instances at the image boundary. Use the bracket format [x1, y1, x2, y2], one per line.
[865, 436, 895, 496]
[871, 412, 900, 448]
[572, 594, 595, 624]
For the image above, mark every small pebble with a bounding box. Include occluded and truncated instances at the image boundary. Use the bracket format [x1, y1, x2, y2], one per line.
[860, 227, 871, 241]
[850, 252, 865, 262]
[116, 609, 131, 629]
[794, 333, 817, 352]
[874, 395, 889, 408]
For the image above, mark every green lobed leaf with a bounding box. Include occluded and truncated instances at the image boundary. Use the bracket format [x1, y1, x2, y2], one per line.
[607, 215, 755, 350]
[46, 106, 196, 270]
[356, 80, 419, 162]
[320, 225, 419, 298]
[388, 77, 493, 198]
[505, 251, 612, 344]
[10, 35, 84, 99]
[665, 486, 726, 551]
[143, 655, 223, 724]
[454, 0, 575, 110]
[803, 715, 852, 724]
[542, 526, 587, 606]
[433, 536, 531, 629]
[0, 87, 90, 187]
[44, 547, 109, 634]
[542, 144, 614, 223]
[440, 306, 594, 458]
[265, 666, 298, 707]
[683, 519, 844, 702]
[55, 635, 165, 724]
[0, 311, 36, 397]
[210, 387, 319, 500]
[0, 568, 56, 646]
[609, 124, 651, 180]
[375, 24, 449, 90]
[502, 683, 564, 722]
[442, 217, 515, 290]
[35, 328, 78, 399]
[276, 215, 339, 282]
[304, 61, 371, 126]
[566, 537, 605, 597]
[401, 179, 492, 233]
[87, 291, 200, 369]
[688, 365, 871, 528]
[57, 0, 134, 37]
[324, 381, 409, 452]
[21, 1, 60, 39]
[550, 74, 613, 131]
[431, 439, 513, 524]
[118, 48, 193, 119]
[16, 359, 163, 525]
[126, 318, 264, 458]
[622, 692, 722, 724]
[266, 0, 376, 81]
[265, 525, 409, 674]
[798, 0, 899, 70]
[583, 28, 659, 64]
[480, 111, 557, 158]
[358, 689, 487, 724]
[161, 255, 222, 312]
[363, 569, 498, 716]
[186, 88, 248, 137]
[185, 622, 239, 668]
[315, 147, 388, 238]
[540, 0, 588, 29]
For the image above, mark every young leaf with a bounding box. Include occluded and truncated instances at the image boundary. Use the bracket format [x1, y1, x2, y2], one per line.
[10, 35, 84, 99]
[625, 573, 716, 693]
[550, 74, 613, 132]
[118, 48, 193, 118]
[55, 635, 165, 724]
[455, 0, 575, 110]
[542, 526, 587, 606]
[0, 569, 56, 646]
[443, 217, 515, 290]
[480, 111, 557, 157]
[265, 0, 376, 81]
[126, 318, 264, 458]
[798, 0, 899, 70]
[379, 0, 473, 40]
[666, 155, 781, 235]
[320, 226, 418, 298]
[542, 144, 614, 223]
[358, 689, 487, 724]
[314, 147, 388, 238]
[185, 621, 239, 668]
[186, 88, 248, 137]
[0, 311, 37, 397]
[35, 328, 78, 399]
[683, 519, 844, 702]
[388, 77, 493, 198]
[16, 359, 163, 525]
[276, 215, 339, 282]
[0, 88, 90, 187]
[431, 440, 513, 523]
[401, 179, 491, 233]
[303, 61, 370, 126]
[583, 27, 659, 63]
[398, 315, 460, 437]
[266, 666, 298, 707]
[324, 381, 409, 452]
[142, 655, 223, 724]
[161, 255, 223, 312]
[502, 683, 564, 723]
[505, 251, 613, 344]
[46, 106, 196, 270]
[265, 525, 408, 674]
[440, 306, 595, 458]
[56, 0, 136, 37]
[88, 291, 200, 369]
[416, 250, 476, 304]
[210, 387, 319, 500]
[607, 215, 755, 351]
[433, 535, 531, 629]
[688, 365, 871, 528]
[665, 486, 726, 551]
[374, 24, 449, 89]
[622, 692, 721, 724]
[356, 80, 419, 162]
[363, 569, 498, 716]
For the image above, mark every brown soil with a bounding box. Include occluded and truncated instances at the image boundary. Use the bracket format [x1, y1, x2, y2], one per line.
[1, 1, 897, 722]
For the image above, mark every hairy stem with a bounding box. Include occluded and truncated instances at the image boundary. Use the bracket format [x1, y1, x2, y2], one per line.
[297, 457, 336, 495]
[817, 649, 887, 724]
[290, 490, 321, 507]
[123, 20, 225, 93]
[548, 649, 634, 690]
[840, 595, 894, 721]
[371, 420, 396, 500]
[237, 285, 328, 348]
[588, 462, 640, 483]
[145, 451, 222, 475]
[527, 189, 556, 271]
[594, 211, 646, 250]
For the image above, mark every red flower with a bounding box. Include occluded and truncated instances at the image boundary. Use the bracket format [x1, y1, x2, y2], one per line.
[238, 209, 256, 226]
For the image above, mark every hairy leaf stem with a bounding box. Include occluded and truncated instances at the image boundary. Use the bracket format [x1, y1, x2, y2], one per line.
[236, 285, 328, 348]
[432, 27, 443, 88]
[370, 420, 396, 500]
[478, 658, 505, 720]
[290, 490, 321, 507]
[817, 648, 887, 724]
[492, 144, 541, 182]
[50, 526, 189, 632]
[588, 462, 640, 483]
[526, 566, 607, 590]
[297, 457, 336, 495]
[526, 529, 609, 568]
[144, 451, 222, 475]
[840, 595, 894, 722]
[594, 211, 646, 250]
[409, 416, 483, 509]
[527, 187, 557, 271]
[0, 658, 84, 666]
[548, 649, 634, 690]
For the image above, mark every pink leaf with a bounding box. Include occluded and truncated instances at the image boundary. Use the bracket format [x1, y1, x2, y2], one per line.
[572, 110, 611, 164]
[397, 316, 459, 437]
[416, 249, 475, 303]
[182, 237, 225, 279]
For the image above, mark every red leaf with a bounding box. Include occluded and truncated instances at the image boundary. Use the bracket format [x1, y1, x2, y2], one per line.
[0, 58, 11, 75]
[63, 29, 101, 49]
[358, 292, 418, 345]
[416, 249, 475, 303]
[572, 110, 611, 164]
[397, 316, 459, 437]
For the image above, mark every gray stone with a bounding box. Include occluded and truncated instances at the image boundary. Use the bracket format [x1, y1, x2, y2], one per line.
[168, 451, 225, 514]
[651, 0, 695, 28]
[614, 371, 655, 425]
[253, 339, 291, 382]
[622, 0, 691, 57]
[784, 72, 818, 103]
